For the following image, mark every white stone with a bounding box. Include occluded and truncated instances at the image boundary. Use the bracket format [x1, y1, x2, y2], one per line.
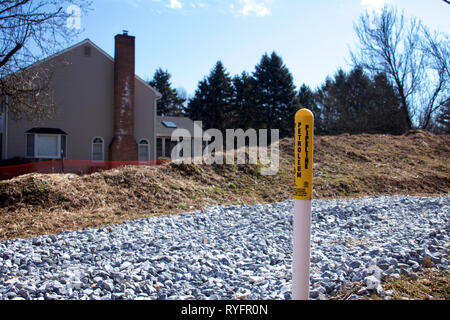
[365, 275, 380, 290]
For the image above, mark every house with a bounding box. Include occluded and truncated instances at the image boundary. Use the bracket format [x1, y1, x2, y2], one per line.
[156, 115, 209, 159]
[0, 32, 197, 163]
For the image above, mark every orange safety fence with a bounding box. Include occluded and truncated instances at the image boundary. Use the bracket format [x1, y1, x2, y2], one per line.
[0, 159, 169, 181]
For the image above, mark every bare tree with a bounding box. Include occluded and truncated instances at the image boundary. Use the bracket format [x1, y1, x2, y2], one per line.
[351, 6, 449, 130]
[418, 28, 449, 129]
[0, 0, 91, 121]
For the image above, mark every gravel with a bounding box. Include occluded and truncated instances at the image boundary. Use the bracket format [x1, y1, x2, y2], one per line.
[0, 195, 448, 300]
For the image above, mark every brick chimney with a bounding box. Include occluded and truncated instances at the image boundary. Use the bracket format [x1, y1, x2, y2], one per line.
[109, 31, 138, 161]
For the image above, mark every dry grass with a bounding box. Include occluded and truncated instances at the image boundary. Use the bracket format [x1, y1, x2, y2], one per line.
[0, 129, 448, 242]
[332, 269, 450, 300]
[380, 269, 450, 300]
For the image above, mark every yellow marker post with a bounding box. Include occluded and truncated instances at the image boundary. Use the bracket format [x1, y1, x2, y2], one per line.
[293, 108, 314, 300]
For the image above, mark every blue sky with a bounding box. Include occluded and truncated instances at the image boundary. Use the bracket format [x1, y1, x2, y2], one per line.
[78, 0, 449, 96]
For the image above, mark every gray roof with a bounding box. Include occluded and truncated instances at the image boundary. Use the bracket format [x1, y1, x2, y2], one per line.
[156, 116, 206, 139]
[26, 127, 68, 135]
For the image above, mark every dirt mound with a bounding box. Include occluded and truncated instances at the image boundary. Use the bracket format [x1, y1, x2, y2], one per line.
[0, 131, 448, 241]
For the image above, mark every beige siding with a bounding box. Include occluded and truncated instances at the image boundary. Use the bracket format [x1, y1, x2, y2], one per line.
[6, 41, 157, 161]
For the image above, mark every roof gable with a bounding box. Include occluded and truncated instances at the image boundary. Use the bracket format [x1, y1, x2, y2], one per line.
[24, 38, 162, 98]
[76, 39, 161, 98]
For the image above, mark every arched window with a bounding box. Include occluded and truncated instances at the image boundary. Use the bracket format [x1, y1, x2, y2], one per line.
[138, 139, 150, 161]
[92, 137, 104, 161]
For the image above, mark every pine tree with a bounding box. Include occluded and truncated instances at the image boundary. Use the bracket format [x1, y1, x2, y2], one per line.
[253, 52, 297, 137]
[149, 68, 186, 116]
[296, 84, 322, 134]
[435, 98, 450, 133]
[315, 67, 408, 134]
[185, 61, 234, 132]
[370, 72, 408, 134]
[185, 78, 209, 124]
[231, 72, 257, 129]
[297, 84, 315, 109]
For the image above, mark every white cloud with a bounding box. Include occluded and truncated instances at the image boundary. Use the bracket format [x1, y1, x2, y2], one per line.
[361, 0, 391, 12]
[239, 0, 271, 17]
[120, 0, 273, 16]
[167, 0, 183, 9]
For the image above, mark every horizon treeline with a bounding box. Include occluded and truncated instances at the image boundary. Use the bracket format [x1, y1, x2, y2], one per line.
[149, 54, 429, 137]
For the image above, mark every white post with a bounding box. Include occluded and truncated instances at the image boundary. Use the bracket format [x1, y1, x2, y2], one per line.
[293, 108, 314, 300]
[293, 199, 312, 299]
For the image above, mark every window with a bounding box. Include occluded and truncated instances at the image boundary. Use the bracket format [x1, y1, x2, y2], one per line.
[157, 138, 163, 158]
[138, 139, 150, 161]
[162, 121, 177, 128]
[26, 134, 35, 157]
[165, 139, 172, 158]
[61, 136, 67, 158]
[37, 135, 59, 157]
[25, 128, 67, 159]
[166, 139, 179, 159]
[92, 137, 104, 161]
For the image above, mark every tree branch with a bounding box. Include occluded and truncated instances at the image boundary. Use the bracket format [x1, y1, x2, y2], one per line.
[0, 0, 31, 16]
[0, 42, 23, 68]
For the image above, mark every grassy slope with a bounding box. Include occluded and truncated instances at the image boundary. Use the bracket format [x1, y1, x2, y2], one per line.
[0, 129, 448, 241]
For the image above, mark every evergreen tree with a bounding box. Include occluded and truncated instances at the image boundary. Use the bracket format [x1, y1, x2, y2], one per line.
[315, 67, 408, 135]
[185, 78, 209, 124]
[149, 68, 186, 116]
[435, 98, 450, 133]
[370, 72, 408, 134]
[296, 84, 323, 134]
[185, 61, 234, 132]
[252, 52, 297, 137]
[230, 72, 257, 129]
[297, 84, 315, 109]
